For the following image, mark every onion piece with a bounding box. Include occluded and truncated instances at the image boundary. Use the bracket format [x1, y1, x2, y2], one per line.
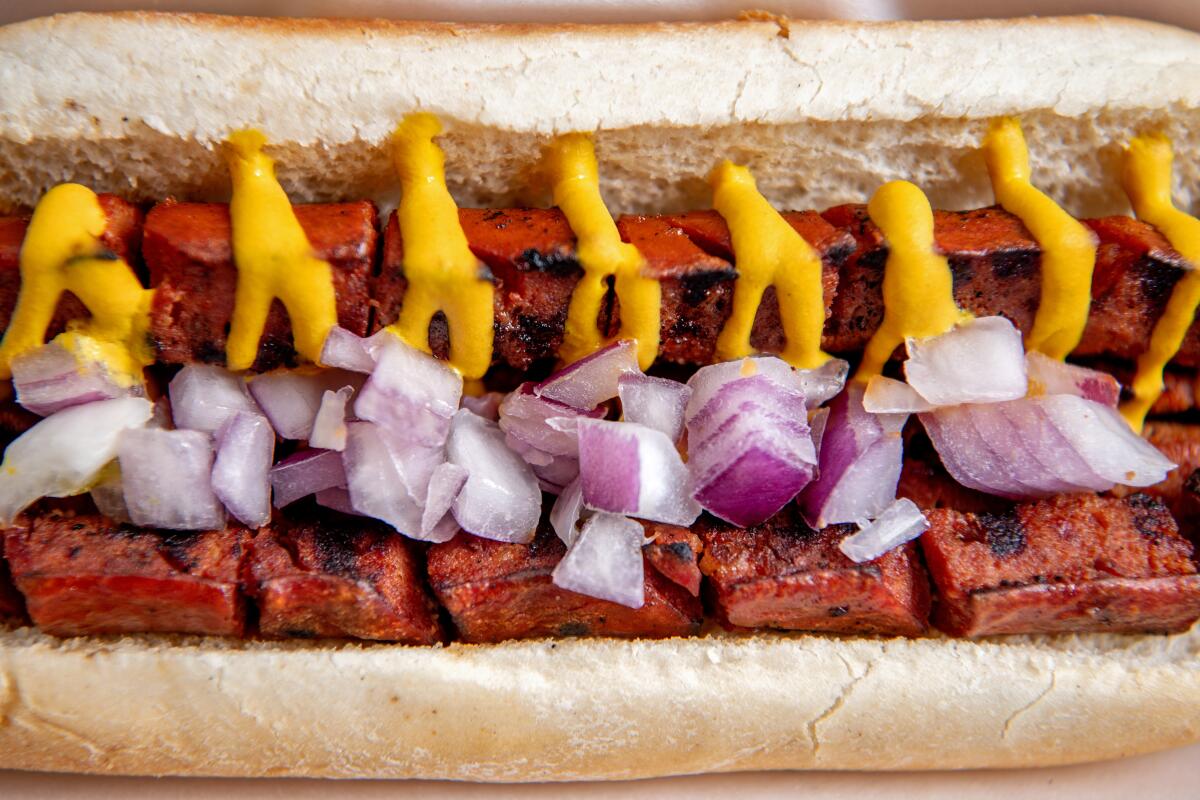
[118, 428, 225, 530]
[89, 465, 132, 524]
[838, 498, 929, 564]
[354, 335, 462, 448]
[799, 385, 907, 528]
[921, 395, 1174, 499]
[550, 476, 587, 546]
[685, 356, 847, 419]
[617, 373, 691, 443]
[248, 369, 364, 441]
[498, 382, 604, 464]
[535, 339, 638, 410]
[421, 462, 468, 541]
[319, 326, 378, 373]
[551, 512, 645, 608]
[11, 340, 129, 416]
[1025, 352, 1120, 407]
[577, 419, 701, 527]
[169, 365, 258, 435]
[270, 449, 347, 509]
[343, 421, 431, 539]
[314, 487, 363, 517]
[862, 375, 935, 413]
[308, 386, 353, 451]
[211, 412, 274, 528]
[904, 316, 1027, 406]
[533, 455, 580, 495]
[461, 391, 505, 421]
[686, 374, 808, 446]
[446, 409, 541, 543]
[0, 397, 153, 525]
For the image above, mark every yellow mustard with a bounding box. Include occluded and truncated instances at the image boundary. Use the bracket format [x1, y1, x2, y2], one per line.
[223, 129, 337, 371]
[549, 133, 660, 371]
[0, 183, 153, 385]
[386, 114, 494, 380]
[1119, 133, 1200, 432]
[855, 180, 969, 380]
[983, 117, 1097, 359]
[710, 161, 830, 370]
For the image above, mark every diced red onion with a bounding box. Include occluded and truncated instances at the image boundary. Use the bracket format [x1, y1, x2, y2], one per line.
[498, 382, 604, 467]
[248, 369, 364, 441]
[89, 467, 131, 524]
[794, 358, 851, 408]
[420, 462, 468, 541]
[11, 340, 129, 416]
[577, 419, 701, 526]
[921, 394, 1174, 499]
[211, 412, 274, 528]
[354, 334, 462, 448]
[461, 391, 505, 421]
[862, 375, 936, 413]
[686, 374, 808, 446]
[342, 421, 431, 539]
[904, 316, 1027, 406]
[314, 486, 361, 516]
[533, 455, 580, 495]
[270, 448, 347, 509]
[799, 385, 907, 528]
[838, 498, 929, 564]
[118, 428, 225, 530]
[685, 356, 848, 420]
[308, 386, 353, 451]
[535, 339, 638, 410]
[1025, 352, 1120, 407]
[0, 396, 153, 525]
[446, 409, 541, 543]
[319, 326, 379, 373]
[617, 373, 691, 443]
[551, 512, 645, 608]
[550, 476, 587, 545]
[169, 365, 258, 435]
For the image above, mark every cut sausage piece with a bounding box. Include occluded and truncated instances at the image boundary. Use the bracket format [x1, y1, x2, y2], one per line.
[697, 506, 930, 636]
[1110, 422, 1200, 542]
[0, 195, 143, 341]
[144, 200, 376, 371]
[921, 493, 1200, 637]
[4, 508, 248, 637]
[246, 507, 442, 643]
[426, 524, 703, 643]
[642, 520, 703, 596]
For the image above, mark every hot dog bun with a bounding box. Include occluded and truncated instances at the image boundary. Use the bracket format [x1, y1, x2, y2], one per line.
[1, 12, 1200, 780]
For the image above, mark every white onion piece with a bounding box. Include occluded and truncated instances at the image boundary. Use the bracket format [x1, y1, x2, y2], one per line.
[794, 358, 852, 408]
[535, 339, 638, 410]
[550, 476, 587, 546]
[314, 487, 362, 517]
[799, 385, 907, 528]
[862, 375, 935, 413]
[921, 395, 1174, 499]
[270, 449, 347, 508]
[904, 316, 1027, 406]
[551, 512, 645, 608]
[577, 419, 701, 526]
[11, 340, 128, 416]
[446, 409, 541, 543]
[308, 386, 353, 451]
[89, 467, 131, 524]
[1025, 352, 1120, 407]
[354, 335, 462, 448]
[119, 428, 225, 530]
[685, 356, 847, 419]
[421, 462, 468, 540]
[809, 407, 830, 457]
[838, 498, 929, 564]
[618, 373, 691, 443]
[211, 412, 274, 528]
[319, 326, 377, 373]
[248, 369, 364, 441]
[343, 421, 431, 539]
[461, 391, 505, 421]
[169, 365, 257, 435]
[0, 397, 152, 525]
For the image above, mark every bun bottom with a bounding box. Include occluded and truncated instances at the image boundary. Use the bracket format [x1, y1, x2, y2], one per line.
[0, 624, 1197, 780]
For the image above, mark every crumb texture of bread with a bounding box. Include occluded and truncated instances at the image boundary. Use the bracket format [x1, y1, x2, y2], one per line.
[1, 13, 1200, 215]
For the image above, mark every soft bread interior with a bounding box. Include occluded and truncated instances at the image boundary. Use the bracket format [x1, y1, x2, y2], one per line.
[2, 13, 1200, 216]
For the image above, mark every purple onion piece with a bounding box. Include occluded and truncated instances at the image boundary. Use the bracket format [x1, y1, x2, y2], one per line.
[270, 448, 347, 508]
[211, 412, 274, 528]
[446, 409, 541, 543]
[535, 339, 639, 410]
[343, 421, 431, 539]
[12, 340, 130, 416]
[461, 391, 505, 421]
[551, 512, 645, 608]
[838, 498, 929, 564]
[577, 419, 700, 526]
[498, 382, 604, 459]
[169, 364, 258, 435]
[862, 375, 935, 414]
[118, 428, 225, 530]
[693, 445, 815, 528]
[1025, 352, 1120, 407]
[314, 486, 363, 517]
[617, 372, 691, 443]
[904, 316, 1027, 406]
[319, 326, 377, 373]
[550, 476, 587, 546]
[354, 335, 461, 449]
[421, 462, 468, 540]
[533, 455, 580, 495]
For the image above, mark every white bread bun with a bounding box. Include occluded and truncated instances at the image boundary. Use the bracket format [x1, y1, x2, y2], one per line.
[1, 12, 1200, 217]
[2, 11, 1200, 780]
[1, 624, 1199, 780]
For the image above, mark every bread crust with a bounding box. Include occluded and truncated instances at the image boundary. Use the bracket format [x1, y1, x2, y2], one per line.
[1, 624, 1198, 779]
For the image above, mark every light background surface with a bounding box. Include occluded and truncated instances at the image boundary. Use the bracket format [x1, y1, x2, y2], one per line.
[2, 0, 1199, 796]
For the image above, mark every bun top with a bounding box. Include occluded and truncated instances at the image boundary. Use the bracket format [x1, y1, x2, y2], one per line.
[2, 12, 1200, 215]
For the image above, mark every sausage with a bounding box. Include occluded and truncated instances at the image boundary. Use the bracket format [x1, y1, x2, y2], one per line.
[0, 194, 143, 340]
[696, 506, 931, 636]
[426, 525, 703, 643]
[144, 200, 376, 371]
[4, 507, 248, 637]
[0, 532, 27, 621]
[245, 507, 442, 643]
[642, 520, 703, 596]
[1110, 422, 1200, 541]
[921, 493, 1200, 637]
